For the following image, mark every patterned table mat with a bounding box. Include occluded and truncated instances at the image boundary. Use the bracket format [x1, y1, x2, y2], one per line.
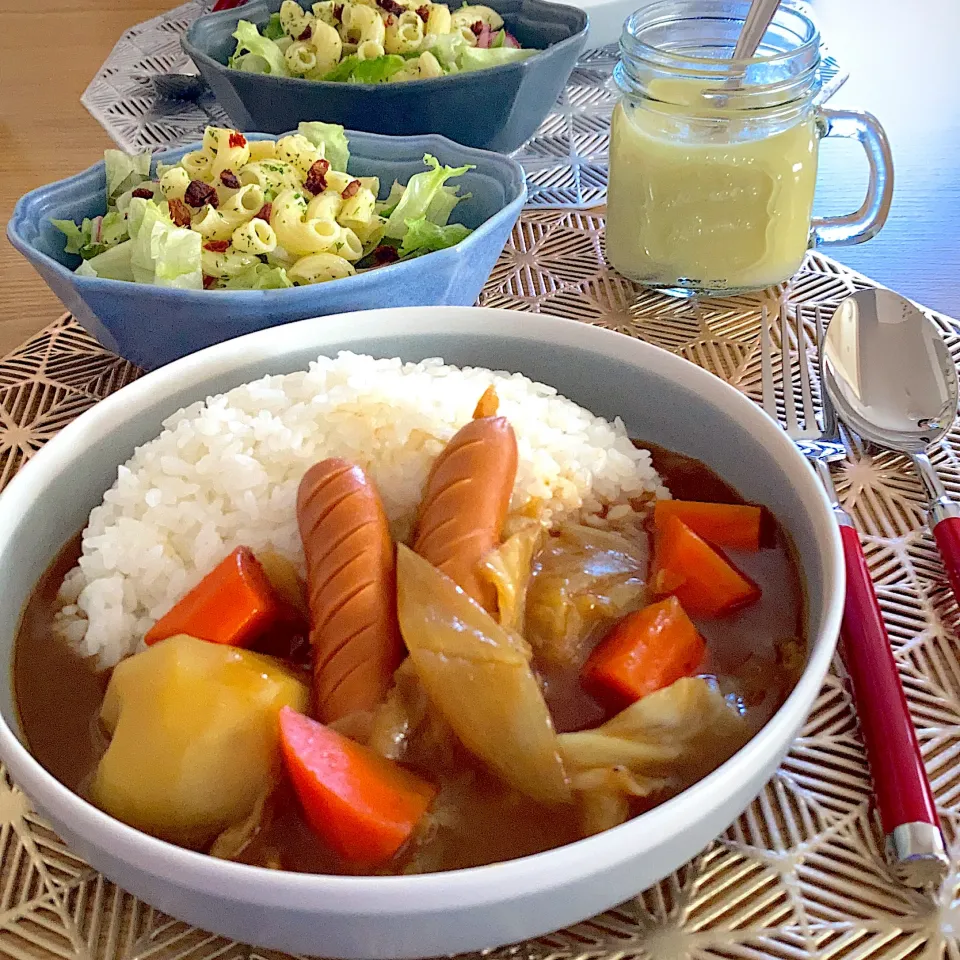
[3, 210, 960, 959]
[80, 1, 847, 209]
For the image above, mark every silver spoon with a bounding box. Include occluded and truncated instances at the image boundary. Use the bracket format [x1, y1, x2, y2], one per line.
[821, 288, 960, 602]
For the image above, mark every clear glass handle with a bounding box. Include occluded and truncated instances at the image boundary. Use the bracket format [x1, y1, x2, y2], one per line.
[811, 107, 894, 246]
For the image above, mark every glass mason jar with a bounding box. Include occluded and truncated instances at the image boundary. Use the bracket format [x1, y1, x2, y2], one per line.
[605, 1, 894, 297]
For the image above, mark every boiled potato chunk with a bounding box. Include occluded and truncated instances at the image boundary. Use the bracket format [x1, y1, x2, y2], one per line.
[90, 634, 309, 848]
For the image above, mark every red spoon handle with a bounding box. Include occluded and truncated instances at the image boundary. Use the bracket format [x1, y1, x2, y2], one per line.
[933, 515, 960, 606]
[838, 523, 938, 831]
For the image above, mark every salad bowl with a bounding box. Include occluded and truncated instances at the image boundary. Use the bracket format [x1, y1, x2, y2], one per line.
[182, 0, 588, 152]
[7, 130, 526, 370]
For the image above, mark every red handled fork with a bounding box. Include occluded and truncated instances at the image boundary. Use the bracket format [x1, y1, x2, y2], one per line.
[760, 302, 948, 888]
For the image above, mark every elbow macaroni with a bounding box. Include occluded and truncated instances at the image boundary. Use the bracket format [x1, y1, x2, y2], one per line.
[230, 2, 529, 83]
[232, 218, 278, 255]
[288, 252, 356, 284]
[384, 11, 424, 54]
[86, 125, 470, 291]
[159, 167, 190, 203]
[271, 189, 344, 256]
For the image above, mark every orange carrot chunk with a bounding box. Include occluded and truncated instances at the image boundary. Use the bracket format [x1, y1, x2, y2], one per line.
[654, 500, 763, 552]
[583, 596, 705, 707]
[278, 706, 437, 864]
[144, 546, 285, 648]
[652, 515, 761, 617]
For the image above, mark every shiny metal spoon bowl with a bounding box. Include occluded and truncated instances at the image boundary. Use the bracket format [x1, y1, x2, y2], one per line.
[822, 287, 960, 592]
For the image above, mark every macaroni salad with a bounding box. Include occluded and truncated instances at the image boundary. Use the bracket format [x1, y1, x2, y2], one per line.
[52, 123, 475, 290]
[228, 0, 535, 83]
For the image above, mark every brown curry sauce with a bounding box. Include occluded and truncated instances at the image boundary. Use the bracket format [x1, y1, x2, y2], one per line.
[11, 444, 805, 875]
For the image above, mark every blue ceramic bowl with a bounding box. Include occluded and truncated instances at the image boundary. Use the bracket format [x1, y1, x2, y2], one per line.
[7, 131, 526, 370]
[182, 0, 588, 153]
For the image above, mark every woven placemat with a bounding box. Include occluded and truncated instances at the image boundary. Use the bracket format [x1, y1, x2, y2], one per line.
[2, 209, 959, 959]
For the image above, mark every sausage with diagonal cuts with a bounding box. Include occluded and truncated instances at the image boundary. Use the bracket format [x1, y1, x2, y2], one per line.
[296, 458, 403, 723]
[412, 416, 518, 615]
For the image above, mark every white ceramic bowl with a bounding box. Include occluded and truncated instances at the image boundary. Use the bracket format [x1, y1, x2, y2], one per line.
[0, 306, 844, 959]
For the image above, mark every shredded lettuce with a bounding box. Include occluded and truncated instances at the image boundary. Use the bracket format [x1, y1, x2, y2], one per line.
[399, 218, 471, 257]
[52, 211, 129, 260]
[458, 46, 536, 71]
[223, 263, 294, 289]
[383, 154, 474, 240]
[75, 240, 135, 282]
[297, 121, 350, 172]
[104, 149, 151, 208]
[262, 12, 286, 39]
[229, 20, 289, 76]
[127, 198, 203, 289]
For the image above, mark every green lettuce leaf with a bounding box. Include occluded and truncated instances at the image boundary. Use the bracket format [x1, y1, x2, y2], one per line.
[320, 53, 406, 84]
[375, 180, 406, 218]
[223, 263, 294, 289]
[458, 46, 536, 71]
[104, 149, 151, 207]
[383, 154, 474, 240]
[127, 197, 203, 289]
[425, 185, 469, 227]
[398, 218, 471, 257]
[263, 12, 286, 39]
[230, 20, 289, 76]
[52, 211, 130, 259]
[297, 121, 350, 172]
[430, 32, 465, 70]
[232, 52, 272, 73]
[75, 240, 135, 282]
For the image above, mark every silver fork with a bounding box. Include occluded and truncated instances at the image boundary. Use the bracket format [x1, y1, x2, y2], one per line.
[760, 302, 947, 889]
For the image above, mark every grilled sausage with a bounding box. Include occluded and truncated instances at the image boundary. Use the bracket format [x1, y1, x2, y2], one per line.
[296, 458, 403, 723]
[413, 416, 518, 614]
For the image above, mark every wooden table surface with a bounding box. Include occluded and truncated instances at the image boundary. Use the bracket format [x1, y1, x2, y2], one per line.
[1, 0, 958, 359]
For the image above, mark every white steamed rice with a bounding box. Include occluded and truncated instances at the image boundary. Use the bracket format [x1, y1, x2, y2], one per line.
[55, 352, 668, 667]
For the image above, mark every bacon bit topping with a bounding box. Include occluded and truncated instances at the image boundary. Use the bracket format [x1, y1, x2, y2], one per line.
[184, 179, 219, 208]
[168, 198, 192, 227]
[470, 19, 483, 35]
[131, 186, 154, 199]
[203, 274, 219, 289]
[254, 202, 273, 221]
[229, 131, 247, 148]
[386, 14, 395, 24]
[377, 0, 406, 16]
[333, 3, 343, 19]
[304, 158, 331, 195]
[416, 4, 429, 20]
[341, 179, 361, 200]
[298, 24, 312, 39]
[204, 239, 231, 252]
[220, 169, 241, 189]
[371, 245, 400, 265]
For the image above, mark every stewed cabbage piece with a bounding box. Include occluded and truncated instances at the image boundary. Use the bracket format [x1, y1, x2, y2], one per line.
[90, 634, 309, 847]
[525, 522, 649, 666]
[559, 677, 749, 835]
[396, 544, 571, 806]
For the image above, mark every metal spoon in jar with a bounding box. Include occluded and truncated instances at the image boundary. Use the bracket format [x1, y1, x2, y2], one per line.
[821, 288, 960, 600]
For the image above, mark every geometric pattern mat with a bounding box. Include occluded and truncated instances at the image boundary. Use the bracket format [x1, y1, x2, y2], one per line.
[3, 209, 960, 959]
[80, 1, 847, 209]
